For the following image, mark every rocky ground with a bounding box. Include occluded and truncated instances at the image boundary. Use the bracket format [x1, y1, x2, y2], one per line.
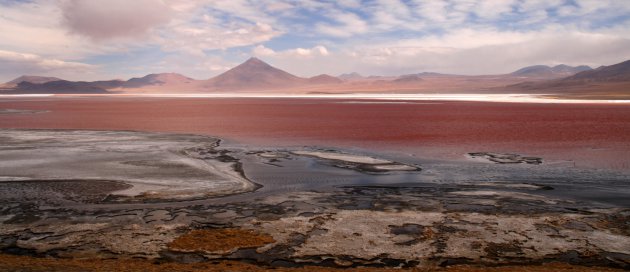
[0, 129, 629, 271]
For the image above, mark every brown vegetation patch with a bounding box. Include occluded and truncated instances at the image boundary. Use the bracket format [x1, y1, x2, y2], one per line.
[168, 228, 275, 253]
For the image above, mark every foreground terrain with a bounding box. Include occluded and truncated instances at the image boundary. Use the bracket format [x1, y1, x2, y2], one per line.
[0, 129, 629, 270]
[0, 98, 629, 270]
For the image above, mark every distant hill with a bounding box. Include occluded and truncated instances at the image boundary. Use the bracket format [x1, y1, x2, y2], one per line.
[4, 75, 62, 87]
[510, 64, 592, 77]
[502, 59, 630, 97]
[208, 57, 305, 90]
[339, 72, 364, 80]
[308, 74, 343, 85]
[3, 58, 629, 97]
[91, 80, 126, 89]
[126, 73, 194, 87]
[561, 60, 630, 82]
[1, 73, 195, 94]
[393, 74, 424, 83]
[8, 80, 109, 94]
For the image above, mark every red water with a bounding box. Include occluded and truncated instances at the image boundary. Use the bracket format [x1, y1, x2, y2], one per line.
[1, 97, 630, 169]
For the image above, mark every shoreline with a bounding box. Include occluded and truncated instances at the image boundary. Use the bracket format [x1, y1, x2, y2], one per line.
[3, 97, 629, 171]
[2, 93, 630, 104]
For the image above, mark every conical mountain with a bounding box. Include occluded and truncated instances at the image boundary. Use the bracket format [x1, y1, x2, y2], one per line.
[208, 57, 306, 90]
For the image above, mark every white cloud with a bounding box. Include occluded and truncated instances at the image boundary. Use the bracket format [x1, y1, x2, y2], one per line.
[205, 0, 279, 25]
[391, 27, 537, 49]
[160, 22, 280, 56]
[0, 1, 84, 58]
[1, 0, 630, 81]
[0, 49, 97, 81]
[410, 1, 449, 23]
[473, 0, 516, 19]
[369, 0, 413, 30]
[0, 50, 95, 70]
[516, 0, 564, 12]
[253, 45, 276, 56]
[316, 11, 368, 37]
[61, 0, 173, 41]
[331, 28, 630, 75]
[246, 25, 630, 78]
[337, 0, 362, 9]
[253, 45, 330, 58]
[139, 54, 237, 79]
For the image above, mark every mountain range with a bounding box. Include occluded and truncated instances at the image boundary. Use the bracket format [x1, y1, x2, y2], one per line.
[510, 64, 592, 78]
[4, 75, 62, 87]
[1, 57, 629, 98]
[503, 59, 630, 97]
[562, 60, 630, 82]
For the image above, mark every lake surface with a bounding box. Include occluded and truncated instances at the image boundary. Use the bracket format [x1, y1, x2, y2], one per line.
[1, 96, 630, 170]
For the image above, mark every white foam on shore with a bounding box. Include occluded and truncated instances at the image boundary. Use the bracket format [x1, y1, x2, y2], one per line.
[291, 150, 393, 164]
[0, 94, 54, 97]
[27, 93, 630, 104]
[3, 93, 628, 104]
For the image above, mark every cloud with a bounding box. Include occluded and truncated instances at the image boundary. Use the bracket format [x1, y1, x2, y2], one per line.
[333, 28, 630, 75]
[253, 45, 276, 56]
[61, 0, 173, 41]
[160, 22, 280, 56]
[369, 0, 413, 30]
[250, 45, 341, 76]
[139, 54, 237, 79]
[1, 0, 630, 81]
[253, 45, 330, 58]
[473, 0, 516, 19]
[248, 24, 630, 78]
[316, 11, 368, 37]
[0, 49, 97, 80]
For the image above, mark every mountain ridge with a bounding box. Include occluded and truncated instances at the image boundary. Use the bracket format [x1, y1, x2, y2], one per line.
[4, 75, 63, 87]
[561, 60, 630, 82]
[511, 64, 592, 77]
[2, 58, 628, 97]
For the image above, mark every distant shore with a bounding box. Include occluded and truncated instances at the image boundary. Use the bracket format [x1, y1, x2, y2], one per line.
[2, 92, 630, 103]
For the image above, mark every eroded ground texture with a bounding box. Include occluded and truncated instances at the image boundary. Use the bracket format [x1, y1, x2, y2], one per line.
[0, 129, 629, 271]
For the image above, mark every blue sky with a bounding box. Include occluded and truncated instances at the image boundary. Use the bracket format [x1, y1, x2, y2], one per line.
[1, 0, 630, 81]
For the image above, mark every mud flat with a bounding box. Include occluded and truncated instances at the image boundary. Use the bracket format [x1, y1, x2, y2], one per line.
[0, 109, 47, 115]
[292, 150, 421, 173]
[0, 129, 255, 200]
[1, 129, 629, 271]
[468, 152, 543, 165]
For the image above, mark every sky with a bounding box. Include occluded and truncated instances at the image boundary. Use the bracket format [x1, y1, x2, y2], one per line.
[1, 0, 630, 82]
